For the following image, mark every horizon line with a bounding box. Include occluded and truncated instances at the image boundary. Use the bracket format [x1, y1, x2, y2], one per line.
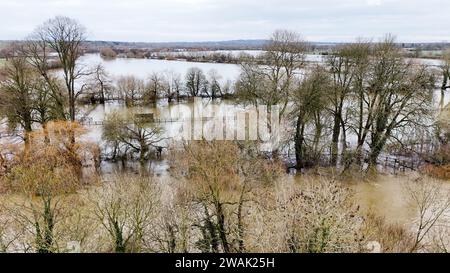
[1, 38, 449, 45]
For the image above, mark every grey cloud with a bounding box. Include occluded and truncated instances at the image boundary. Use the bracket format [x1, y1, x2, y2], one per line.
[0, 0, 448, 42]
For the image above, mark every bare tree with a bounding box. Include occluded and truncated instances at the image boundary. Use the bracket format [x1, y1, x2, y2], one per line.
[0, 55, 36, 147]
[0, 206, 26, 252]
[207, 69, 222, 99]
[30, 16, 87, 122]
[145, 72, 165, 103]
[159, 70, 183, 103]
[116, 76, 145, 106]
[103, 110, 164, 162]
[364, 37, 435, 167]
[336, 36, 436, 169]
[24, 39, 67, 120]
[290, 65, 330, 169]
[33, 76, 62, 137]
[440, 50, 450, 111]
[249, 177, 363, 253]
[146, 180, 194, 253]
[2, 121, 93, 253]
[345, 41, 372, 166]
[89, 175, 159, 253]
[86, 64, 112, 103]
[170, 141, 283, 253]
[185, 67, 207, 97]
[404, 178, 450, 252]
[327, 43, 362, 165]
[236, 30, 308, 118]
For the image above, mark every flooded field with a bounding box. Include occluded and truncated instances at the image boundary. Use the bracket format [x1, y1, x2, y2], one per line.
[1, 51, 449, 253]
[63, 52, 450, 232]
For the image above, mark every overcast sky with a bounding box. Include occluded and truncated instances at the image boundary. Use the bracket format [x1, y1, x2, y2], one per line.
[0, 0, 448, 42]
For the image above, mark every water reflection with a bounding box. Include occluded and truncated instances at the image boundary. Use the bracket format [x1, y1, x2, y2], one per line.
[79, 54, 241, 84]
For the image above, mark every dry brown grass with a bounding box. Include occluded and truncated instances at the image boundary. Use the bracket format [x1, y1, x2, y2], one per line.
[422, 164, 450, 180]
[361, 212, 415, 253]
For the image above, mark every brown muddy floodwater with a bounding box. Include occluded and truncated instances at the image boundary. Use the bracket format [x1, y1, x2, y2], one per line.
[83, 99, 450, 229]
[291, 172, 450, 227]
[350, 174, 419, 224]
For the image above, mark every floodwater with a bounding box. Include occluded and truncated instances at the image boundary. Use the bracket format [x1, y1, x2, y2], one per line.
[350, 174, 423, 225]
[9, 51, 450, 167]
[291, 172, 450, 247]
[78, 53, 241, 84]
[78, 52, 449, 108]
[3, 51, 450, 234]
[81, 99, 263, 145]
[80, 100, 450, 233]
[81, 98, 284, 175]
[78, 52, 326, 84]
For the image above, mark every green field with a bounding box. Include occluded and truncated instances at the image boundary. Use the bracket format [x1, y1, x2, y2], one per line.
[0, 58, 5, 68]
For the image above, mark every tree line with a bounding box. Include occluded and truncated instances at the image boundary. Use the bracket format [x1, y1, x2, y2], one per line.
[100, 67, 234, 106]
[235, 30, 445, 173]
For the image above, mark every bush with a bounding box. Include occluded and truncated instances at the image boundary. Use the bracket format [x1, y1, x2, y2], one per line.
[361, 212, 415, 253]
[100, 47, 117, 59]
[247, 178, 365, 253]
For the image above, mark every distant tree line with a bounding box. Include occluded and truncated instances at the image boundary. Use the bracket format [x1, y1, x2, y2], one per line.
[97, 46, 255, 64]
[84, 67, 234, 106]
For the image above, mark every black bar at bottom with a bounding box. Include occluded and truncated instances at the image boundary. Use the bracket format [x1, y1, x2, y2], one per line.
[0, 253, 446, 273]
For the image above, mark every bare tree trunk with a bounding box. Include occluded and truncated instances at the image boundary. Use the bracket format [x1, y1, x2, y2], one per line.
[35, 197, 55, 253]
[236, 189, 245, 253]
[441, 70, 448, 111]
[368, 135, 387, 168]
[139, 141, 148, 162]
[312, 114, 323, 164]
[331, 112, 340, 166]
[215, 202, 230, 253]
[340, 119, 347, 163]
[295, 115, 306, 170]
[203, 205, 219, 253]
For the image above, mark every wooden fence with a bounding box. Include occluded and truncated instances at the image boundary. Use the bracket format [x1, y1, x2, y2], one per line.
[79, 116, 221, 126]
[282, 150, 423, 174]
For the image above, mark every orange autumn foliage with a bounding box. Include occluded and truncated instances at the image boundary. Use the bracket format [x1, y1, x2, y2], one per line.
[1, 121, 99, 195]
